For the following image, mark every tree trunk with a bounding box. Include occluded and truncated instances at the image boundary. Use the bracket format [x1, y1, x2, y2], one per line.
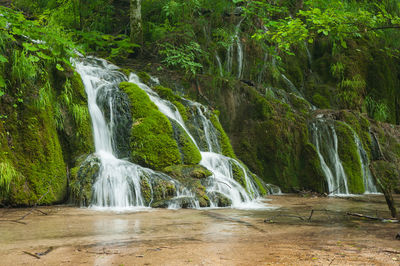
[130, 0, 143, 45]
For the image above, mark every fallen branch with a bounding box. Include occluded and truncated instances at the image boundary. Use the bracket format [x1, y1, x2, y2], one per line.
[383, 249, 400, 254]
[346, 212, 399, 223]
[23, 251, 40, 259]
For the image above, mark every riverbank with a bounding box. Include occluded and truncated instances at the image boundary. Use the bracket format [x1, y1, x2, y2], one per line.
[0, 194, 399, 265]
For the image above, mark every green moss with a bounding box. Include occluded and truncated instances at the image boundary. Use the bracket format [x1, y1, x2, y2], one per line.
[153, 85, 178, 102]
[335, 121, 364, 194]
[59, 71, 94, 165]
[173, 100, 188, 122]
[251, 173, 267, 196]
[5, 104, 67, 205]
[170, 120, 201, 165]
[338, 111, 371, 159]
[119, 82, 182, 170]
[151, 179, 176, 206]
[163, 164, 211, 207]
[231, 161, 246, 188]
[119, 68, 135, 77]
[163, 165, 212, 180]
[140, 177, 152, 205]
[210, 113, 236, 158]
[299, 143, 327, 193]
[69, 155, 100, 206]
[138, 71, 151, 85]
[312, 93, 330, 109]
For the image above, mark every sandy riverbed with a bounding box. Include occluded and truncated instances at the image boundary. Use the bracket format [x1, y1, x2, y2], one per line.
[0, 195, 399, 265]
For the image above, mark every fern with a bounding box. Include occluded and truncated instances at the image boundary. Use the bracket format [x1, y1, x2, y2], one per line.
[0, 161, 17, 193]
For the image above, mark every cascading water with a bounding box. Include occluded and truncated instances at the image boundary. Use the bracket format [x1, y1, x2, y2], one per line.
[226, 18, 245, 78]
[215, 54, 223, 77]
[73, 57, 198, 209]
[281, 74, 303, 97]
[128, 73, 268, 208]
[310, 118, 349, 195]
[353, 133, 379, 194]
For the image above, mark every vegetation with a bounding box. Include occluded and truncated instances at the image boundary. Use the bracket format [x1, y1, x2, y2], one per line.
[1, 0, 400, 210]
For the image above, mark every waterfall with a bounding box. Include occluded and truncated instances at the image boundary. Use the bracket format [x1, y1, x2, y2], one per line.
[353, 133, 379, 193]
[281, 74, 303, 97]
[215, 54, 223, 77]
[73, 57, 198, 209]
[310, 119, 349, 195]
[128, 73, 267, 209]
[226, 18, 245, 78]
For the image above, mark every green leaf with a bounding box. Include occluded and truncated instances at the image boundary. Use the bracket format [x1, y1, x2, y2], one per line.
[23, 43, 39, 52]
[0, 55, 8, 63]
[37, 52, 52, 60]
[340, 40, 347, 48]
[56, 64, 65, 71]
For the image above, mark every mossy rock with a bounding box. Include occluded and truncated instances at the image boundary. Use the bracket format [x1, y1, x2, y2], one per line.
[163, 165, 212, 180]
[210, 113, 236, 158]
[163, 164, 211, 207]
[370, 160, 399, 193]
[69, 154, 100, 206]
[231, 161, 246, 188]
[138, 71, 151, 85]
[153, 85, 178, 102]
[150, 178, 177, 207]
[119, 82, 182, 170]
[208, 192, 232, 207]
[337, 110, 371, 159]
[334, 121, 364, 194]
[170, 119, 202, 165]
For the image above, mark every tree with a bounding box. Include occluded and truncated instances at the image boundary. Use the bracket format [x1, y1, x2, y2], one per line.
[130, 0, 143, 45]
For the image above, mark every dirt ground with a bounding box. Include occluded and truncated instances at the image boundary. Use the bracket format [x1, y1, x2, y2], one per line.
[0, 195, 399, 265]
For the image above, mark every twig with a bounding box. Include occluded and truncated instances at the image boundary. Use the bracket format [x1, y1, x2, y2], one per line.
[308, 210, 314, 222]
[328, 184, 344, 195]
[35, 247, 53, 256]
[383, 249, 400, 254]
[23, 251, 40, 259]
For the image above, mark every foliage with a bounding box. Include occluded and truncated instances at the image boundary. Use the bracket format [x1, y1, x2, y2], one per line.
[246, 0, 400, 56]
[0, 162, 18, 194]
[159, 41, 206, 75]
[365, 96, 389, 122]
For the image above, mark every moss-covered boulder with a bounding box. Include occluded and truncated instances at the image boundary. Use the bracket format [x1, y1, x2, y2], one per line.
[119, 82, 182, 170]
[163, 164, 212, 207]
[170, 120, 202, 165]
[69, 154, 101, 206]
[334, 121, 364, 194]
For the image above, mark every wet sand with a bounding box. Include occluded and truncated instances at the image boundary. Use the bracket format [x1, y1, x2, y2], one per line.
[0, 195, 399, 265]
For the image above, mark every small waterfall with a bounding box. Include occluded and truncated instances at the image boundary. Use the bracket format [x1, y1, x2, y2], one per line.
[128, 74, 267, 208]
[74, 57, 198, 209]
[226, 18, 245, 78]
[281, 74, 303, 97]
[215, 54, 223, 77]
[304, 41, 312, 67]
[310, 119, 349, 195]
[353, 134, 378, 193]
